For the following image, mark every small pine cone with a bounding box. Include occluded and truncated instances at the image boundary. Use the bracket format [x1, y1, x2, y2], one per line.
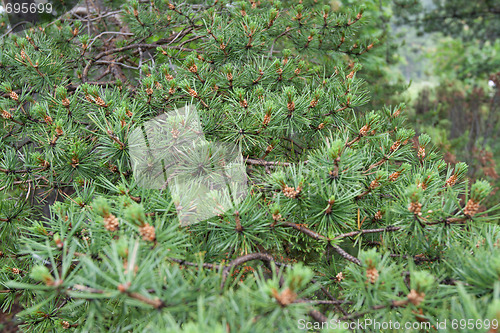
[168, 2, 175, 10]
[12, 267, 20, 274]
[44, 115, 53, 124]
[276, 68, 283, 75]
[9, 91, 19, 101]
[71, 157, 79, 168]
[407, 289, 425, 306]
[346, 70, 355, 79]
[374, 210, 383, 220]
[95, 96, 107, 107]
[139, 223, 156, 242]
[408, 202, 422, 216]
[188, 64, 198, 73]
[55, 127, 63, 136]
[168, 87, 176, 94]
[85, 94, 93, 102]
[171, 128, 180, 139]
[369, 179, 380, 189]
[126, 109, 133, 117]
[226, 72, 233, 81]
[272, 287, 297, 307]
[188, 89, 198, 97]
[103, 214, 119, 231]
[287, 101, 295, 112]
[335, 272, 344, 282]
[62, 98, 70, 107]
[390, 141, 401, 152]
[283, 185, 300, 199]
[446, 174, 457, 187]
[417, 146, 426, 159]
[146, 87, 153, 95]
[389, 171, 401, 182]
[366, 267, 379, 284]
[272, 213, 282, 221]
[155, 82, 163, 89]
[263, 114, 271, 126]
[20, 50, 27, 60]
[265, 145, 273, 153]
[165, 74, 174, 81]
[1, 109, 12, 119]
[294, 68, 301, 75]
[359, 124, 370, 136]
[464, 198, 480, 217]
[310, 99, 318, 108]
[239, 99, 248, 108]
[317, 123, 324, 130]
[62, 321, 70, 329]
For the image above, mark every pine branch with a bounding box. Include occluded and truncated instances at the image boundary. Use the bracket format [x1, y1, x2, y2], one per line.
[334, 226, 401, 239]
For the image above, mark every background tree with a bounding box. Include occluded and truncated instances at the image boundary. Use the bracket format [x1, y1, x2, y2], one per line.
[393, 0, 500, 211]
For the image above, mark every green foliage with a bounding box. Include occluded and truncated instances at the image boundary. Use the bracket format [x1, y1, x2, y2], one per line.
[0, 1, 499, 332]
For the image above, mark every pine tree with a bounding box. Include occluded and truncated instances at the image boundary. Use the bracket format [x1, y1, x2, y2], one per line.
[1, 1, 499, 332]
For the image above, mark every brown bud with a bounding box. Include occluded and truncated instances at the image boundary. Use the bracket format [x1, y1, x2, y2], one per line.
[359, 124, 370, 136]
[366, 267, 378, 284]
[407, 289, 425, 306]
[272, 287, 297, 307]
[1, 109, 12, 119]
[369, 179, 380, 189]
[388, 171, 401, 182]
[139, 223, 156, 242]
[464, 198, 480, 217]
[103, 214, 119, 231]
[390, 141, 401, 153]
[417, 146, 426, 159]
[9, 91, 19, 101]
[408, 202, 422, 216]
[188, 64, 198, 73]
[94, 97, 107, 107]
[445, 174, 457, 187]
[62, 98, 70, 107]
[263, 114, 271, 126]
